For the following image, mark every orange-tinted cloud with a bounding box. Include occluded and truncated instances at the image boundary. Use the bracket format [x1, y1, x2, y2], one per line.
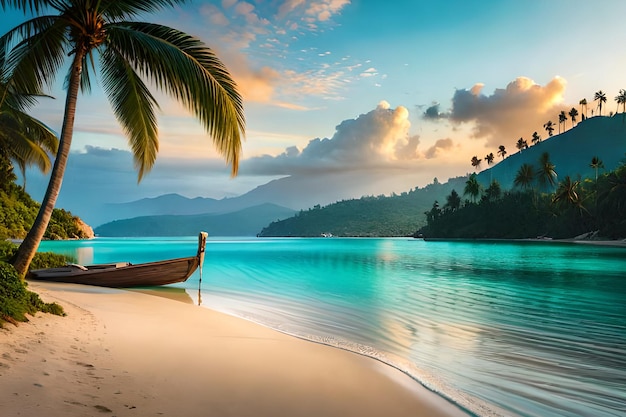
[448, 76, 568, 147]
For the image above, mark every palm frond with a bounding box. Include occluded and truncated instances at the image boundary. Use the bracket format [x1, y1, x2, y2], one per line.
[100, 46, 159, 181]
[100, 0, 189, 20]
[106, 22, 245, 175]
[2, 16, 69, 94]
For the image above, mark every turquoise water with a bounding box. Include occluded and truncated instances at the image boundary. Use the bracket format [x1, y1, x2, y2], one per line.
[36, 237, 626, 417]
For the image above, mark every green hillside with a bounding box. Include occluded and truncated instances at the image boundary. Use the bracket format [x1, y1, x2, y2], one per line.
[0, 155, 92, 241]
[258, 177, 467, 237]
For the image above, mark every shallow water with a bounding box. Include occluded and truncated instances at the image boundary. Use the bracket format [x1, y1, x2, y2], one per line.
[36, 237, 626, 417]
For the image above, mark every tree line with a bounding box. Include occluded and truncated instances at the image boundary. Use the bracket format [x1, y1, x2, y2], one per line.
[470, 89, 626, 171]
[420, 152, 626, 239]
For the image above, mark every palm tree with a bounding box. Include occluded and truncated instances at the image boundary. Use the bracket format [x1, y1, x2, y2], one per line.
[484, 179, 501, 202]
[445, 189, 461, 212]
[579, 98, 587, 120]
[485, 152, 495, 166]
[558, 111, 567, 133]
[516, 137, 527, 152]
[1, 1, 246, 277]
[531, 131, 541, 145]
[536, 152, 557, 192]
[568, 107, 578, 127]
[543, 120, 555, 136]
[514, 163, 535, 190]
[471, 155, 482, 171]
[0, 71, 58, 183]
[464, 173, 481, 203]
[590, 156, 604, 181]
[497, 145, 507, 159]
[615, 89, 626, 114]
[552, 175, 585, 214]
[594, 90, 607, 116]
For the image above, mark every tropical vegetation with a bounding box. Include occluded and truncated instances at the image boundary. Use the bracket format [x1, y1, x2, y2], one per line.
[0, 0, 245, 277]
[420, 158, 626, 239]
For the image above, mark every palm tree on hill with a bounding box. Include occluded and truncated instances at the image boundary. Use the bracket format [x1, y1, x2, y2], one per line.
[594, 90, 607, 116]
[1, 0, 246, 277]
[590, 156, 604, 181]
[1, 58, 58, 183]
[464, 173, 482, 203]
[568, 107, 578, 127]
[485, 152, 495, 166]
[471, 155, 482, 171]
[445, 189, 461, 212]
[537, 152, 557, 192]
[514, 163, 535, 191]
[615, 89, 626, 114]
[552, 175, 586, 214]
[579, 98, 587, 120]
[516, 137, 526, 152]
[497, 145, 507, 159]
[558, 111, 567, 133]
[531, 131, 541, 145]
[543, 120, 555, 137]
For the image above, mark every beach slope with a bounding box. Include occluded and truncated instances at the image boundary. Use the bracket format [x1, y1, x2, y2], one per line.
[1, 282, 468, 417]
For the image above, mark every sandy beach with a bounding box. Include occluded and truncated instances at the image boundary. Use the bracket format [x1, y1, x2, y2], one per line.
[0, 281, 468, 417]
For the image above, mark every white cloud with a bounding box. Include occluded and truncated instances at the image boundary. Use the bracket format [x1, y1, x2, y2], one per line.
[242, 101, 423, 176]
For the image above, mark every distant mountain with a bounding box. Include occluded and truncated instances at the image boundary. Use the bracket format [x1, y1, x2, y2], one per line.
[92, 170, 406, 226]
[94, 203, 296, 237]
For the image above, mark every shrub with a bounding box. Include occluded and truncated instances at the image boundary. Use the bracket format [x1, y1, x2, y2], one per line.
[0, 262, 65, 328]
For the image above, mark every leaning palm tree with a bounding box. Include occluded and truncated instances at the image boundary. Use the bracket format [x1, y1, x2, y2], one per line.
[568, 107, 578, 127]
[543, 120, 555, 136]
[594, 90, 607, 116]
[497, 145, 507, 159]
[558, 111, 567, 133]
[1, 0, 246, 277]
[536, 152, 557, 192]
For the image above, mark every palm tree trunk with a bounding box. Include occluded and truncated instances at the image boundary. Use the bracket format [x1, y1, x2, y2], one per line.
[12, 52, 84, 277]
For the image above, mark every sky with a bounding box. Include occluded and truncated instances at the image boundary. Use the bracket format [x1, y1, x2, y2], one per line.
[2, 0, 626, 210]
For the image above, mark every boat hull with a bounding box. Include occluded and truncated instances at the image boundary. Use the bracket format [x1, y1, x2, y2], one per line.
[28, 256, 199, 288]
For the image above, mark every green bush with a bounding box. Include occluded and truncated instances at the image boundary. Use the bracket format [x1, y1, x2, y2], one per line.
[0, 262, 65, 328]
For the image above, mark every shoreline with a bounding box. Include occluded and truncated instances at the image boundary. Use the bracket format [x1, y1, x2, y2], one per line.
[1, 281, 470, 417]
[421, 236, 626, 248]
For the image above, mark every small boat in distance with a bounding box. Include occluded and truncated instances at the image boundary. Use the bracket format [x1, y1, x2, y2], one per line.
[28, 232, 208, 288]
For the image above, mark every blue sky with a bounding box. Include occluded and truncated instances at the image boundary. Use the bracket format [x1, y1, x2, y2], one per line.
[2, 0, 626, 212]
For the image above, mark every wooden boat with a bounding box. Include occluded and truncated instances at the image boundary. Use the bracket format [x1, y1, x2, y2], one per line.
[28, 232, 208, 288]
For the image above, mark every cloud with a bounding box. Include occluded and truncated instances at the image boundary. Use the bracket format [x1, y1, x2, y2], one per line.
[242, 101, 423, 175]
[423, 103, 446, 120]
[424, 138, 454, 159]
[446, 76, 568, 147]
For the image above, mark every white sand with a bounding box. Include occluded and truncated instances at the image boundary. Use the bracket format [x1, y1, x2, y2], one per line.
[0, 281, 469, 417]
